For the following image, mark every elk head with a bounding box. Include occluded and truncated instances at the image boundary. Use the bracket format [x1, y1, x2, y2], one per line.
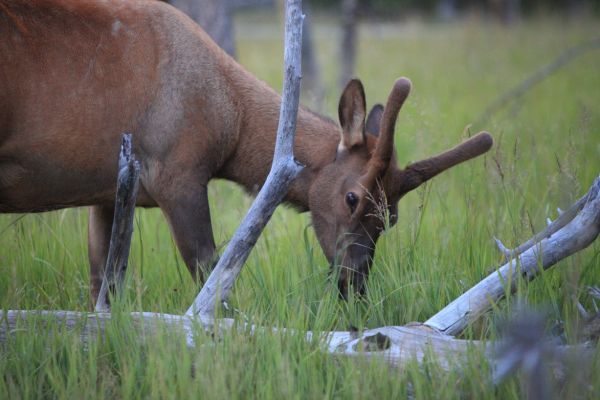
[308, 78, 493, 299]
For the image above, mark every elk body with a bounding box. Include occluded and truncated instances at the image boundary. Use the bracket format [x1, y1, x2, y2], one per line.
[0, 0, 492, 301]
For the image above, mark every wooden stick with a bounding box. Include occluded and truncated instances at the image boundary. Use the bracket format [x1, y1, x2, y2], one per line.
[425, 174, 600, 336]
[186, 0, 304, 317]
[95, 134, 141, 312]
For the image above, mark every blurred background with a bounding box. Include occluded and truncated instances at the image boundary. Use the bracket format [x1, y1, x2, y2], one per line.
[165, 0, 600, 111]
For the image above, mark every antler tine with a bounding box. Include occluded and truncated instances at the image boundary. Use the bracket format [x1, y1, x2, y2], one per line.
[397, 132, 493, 194]
[360, 78, 412, 185]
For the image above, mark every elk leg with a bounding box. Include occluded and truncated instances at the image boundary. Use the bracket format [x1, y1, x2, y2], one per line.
[88, 204, 115, 306]
[159, 184, 217, 284]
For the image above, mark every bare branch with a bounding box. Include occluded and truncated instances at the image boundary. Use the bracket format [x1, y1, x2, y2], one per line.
[186, 0, 304, 317]
[95, 134, 140, 312]
[494, 236, 514, 260]
[425, 174, 600, 336]
[494, 191, 589, 263]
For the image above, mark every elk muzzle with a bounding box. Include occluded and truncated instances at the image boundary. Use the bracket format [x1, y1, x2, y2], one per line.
[334, 235, 377, 300]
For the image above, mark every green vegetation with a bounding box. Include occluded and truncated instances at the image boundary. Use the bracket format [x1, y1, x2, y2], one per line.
[2, 15, 600, 399]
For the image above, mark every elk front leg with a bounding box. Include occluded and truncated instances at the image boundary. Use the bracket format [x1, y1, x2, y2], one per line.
[159, 184, 217, 284]
[88, 204, 114, 307]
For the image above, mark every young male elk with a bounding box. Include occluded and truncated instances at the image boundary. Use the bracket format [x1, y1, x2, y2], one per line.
[0, 0, 492, 301]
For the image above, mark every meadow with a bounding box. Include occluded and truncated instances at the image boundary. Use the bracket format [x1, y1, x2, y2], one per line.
[1, 11, 600, 399]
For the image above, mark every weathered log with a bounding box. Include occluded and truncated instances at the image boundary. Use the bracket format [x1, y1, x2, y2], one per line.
[186, 0, 304, 317]
[95, 134, 141, 312]
[2, 309, 594, 375]
[425, 174, 600, 336]
[0, 309, 486, 370]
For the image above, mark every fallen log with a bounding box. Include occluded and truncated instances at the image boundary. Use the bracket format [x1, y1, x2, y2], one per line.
[0, 309, 486, 370]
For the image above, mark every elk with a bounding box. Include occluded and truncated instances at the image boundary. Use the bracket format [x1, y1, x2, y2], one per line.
[0, 0, 492, 301]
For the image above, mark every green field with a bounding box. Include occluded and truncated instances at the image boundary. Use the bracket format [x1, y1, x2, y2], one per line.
[2, 13, 600, 399]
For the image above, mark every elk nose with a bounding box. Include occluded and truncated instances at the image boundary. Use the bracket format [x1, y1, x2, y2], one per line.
[336, 256, 372, 300]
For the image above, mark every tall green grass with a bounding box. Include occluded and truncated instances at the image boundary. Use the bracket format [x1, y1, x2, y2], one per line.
[1, 14, 600, 399]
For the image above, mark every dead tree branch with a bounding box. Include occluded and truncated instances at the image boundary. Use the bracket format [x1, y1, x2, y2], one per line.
[425, 174, 600, 337]
[186, 0, 304, 317]
[494, 192, 589, 262]
[2, 309, 593, 374]
[95, 134, 140, 312]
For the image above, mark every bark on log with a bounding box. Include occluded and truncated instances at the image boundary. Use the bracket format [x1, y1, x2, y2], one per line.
[186, 0, 304, 317]
[425, 174, 600, 336]
[95, 134, 140, 312]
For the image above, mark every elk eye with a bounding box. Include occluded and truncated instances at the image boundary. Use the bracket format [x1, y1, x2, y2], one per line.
[345, 192, 359, 212]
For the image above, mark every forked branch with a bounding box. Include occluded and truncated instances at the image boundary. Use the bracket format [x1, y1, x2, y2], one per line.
[186, 0, 304, 317]
[493, 192, 589, 262]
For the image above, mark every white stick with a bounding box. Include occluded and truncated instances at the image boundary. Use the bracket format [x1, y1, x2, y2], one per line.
[186, 0, 304, 317]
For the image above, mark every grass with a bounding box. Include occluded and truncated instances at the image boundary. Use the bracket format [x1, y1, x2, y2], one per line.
[2, 12, 600, 399]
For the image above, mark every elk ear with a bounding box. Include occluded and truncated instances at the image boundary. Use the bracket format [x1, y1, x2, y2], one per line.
[338, 79, 366, 151]
[365, 104, 384, 136]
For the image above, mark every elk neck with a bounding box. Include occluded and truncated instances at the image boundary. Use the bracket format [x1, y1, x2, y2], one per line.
[217, 69, 341, 212]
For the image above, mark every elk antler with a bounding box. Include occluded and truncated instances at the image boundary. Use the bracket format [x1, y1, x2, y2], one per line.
[359, 77, 412, 188]
[395, 132, 493, 195]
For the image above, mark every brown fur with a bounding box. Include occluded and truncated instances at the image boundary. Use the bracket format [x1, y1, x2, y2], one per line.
[0, 0, 492, 301]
